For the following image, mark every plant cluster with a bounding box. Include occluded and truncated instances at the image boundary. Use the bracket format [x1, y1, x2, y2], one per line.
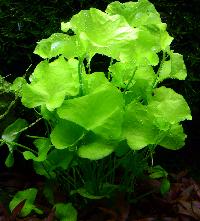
[0, 0, 192, 219]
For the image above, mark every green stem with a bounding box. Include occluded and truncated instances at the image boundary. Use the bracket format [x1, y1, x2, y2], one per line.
[78, 57, 84, 96]
[152, 51, 166, 88]
[0, 96, 17, 120]
[123, 67, 137, 94]
[0, 139, 37, 154]
[13, 117, 42, 136]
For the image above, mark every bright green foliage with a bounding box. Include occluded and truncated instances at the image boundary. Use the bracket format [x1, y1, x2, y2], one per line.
[106, 0, 173, 65]
[2, 0, 193, 215]
[148, 87, 192, 124]
[158, 124, 186, 150]
[123, 86, 191, 150]
[55, 203, 77, 221]
[50, 120, 85, 149]
[108, 62, 137, 89]
[78, 139, 114, 160]
[67, 8, 138, 61]
[123, 101, 159, 150]
[57, 84, 124, 140]
[21, 56, 79, 111]
[82, 72, 109, 94]
[23, 138, 51, 161]
[34, 33, 82, 59]
[158, 51, 187, 82]
[13, 0, 191, 158]
[10, 77, 26, 95]
[9, 188, 42, 217]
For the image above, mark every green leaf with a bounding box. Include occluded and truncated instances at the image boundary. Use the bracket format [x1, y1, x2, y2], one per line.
[71, 188, 105, 199]
[34, 33, 83, 59]
[21, 56, 79, 110]
[158, 124, 186, 150]
[9, 188, 42, 217]
[5, 153, 14, 167]
[149, 165, 168, 179]
[57, 84, 124, 140]
[61, 22, 71, 32]
[50, 120, 85, 149]
[40, 105, 58, 125]
[148, 86, 192, 124]
[123, 101, 160, 150]
[33, 149, 74, 178]
[23, 138, 51, 161]
[78, 138, 114, 160]
[55, 203, 77, 221]
[109, 61, 136, 89]
[2, 118, 28, 152]
[10, 77, 26, 95]
[160, 178, 170, 195]
[114, 140, 130, 157]
[83, 72, 109, 94]
[106, 0, 173, 65]
[158, 52, 187, 82]
[43, 181, 55, 205]
[106, 0, 162, 27]
[126, 65, 156, 102]
[69, 8, 138, 60]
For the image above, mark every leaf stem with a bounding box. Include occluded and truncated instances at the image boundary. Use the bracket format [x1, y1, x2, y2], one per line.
[153, 50, 166, 88]
[123, 67, 137, 94]
[78, 57, 84, 96]
[0, 139, 37, 154]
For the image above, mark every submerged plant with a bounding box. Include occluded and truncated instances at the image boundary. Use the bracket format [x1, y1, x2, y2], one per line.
[0, 0, 192, 219]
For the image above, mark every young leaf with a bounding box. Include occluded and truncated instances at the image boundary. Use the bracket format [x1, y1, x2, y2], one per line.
[125, 65, 156, 102]
[9, 188, 42, 217]
[160, 178, 170, 195]
[109, 61, 137, 89]
[158, 124, 186, 150]
[68, 8, 138, 60]
[2, 118, 28, 152]
[149, 165, 168, 179]
[2, 118, 27, 144]
[106, 0, 162, 27]
[148, 86, 192, 124]
[34, 33, 83, 59]
[5, 152, 14, 167]
[21, 57, 79, 111]
[158, 52, 187, 82]
[10, 77, 26, 95]
[106, 0, 173, 65]
[55, 203, 77, 221]
[57, 84, 124, 140]
[23, 138, 51, 161]
[50, 120, 85, 149]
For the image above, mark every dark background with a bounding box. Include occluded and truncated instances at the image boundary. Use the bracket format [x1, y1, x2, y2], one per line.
[0, 0, 200, 176]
